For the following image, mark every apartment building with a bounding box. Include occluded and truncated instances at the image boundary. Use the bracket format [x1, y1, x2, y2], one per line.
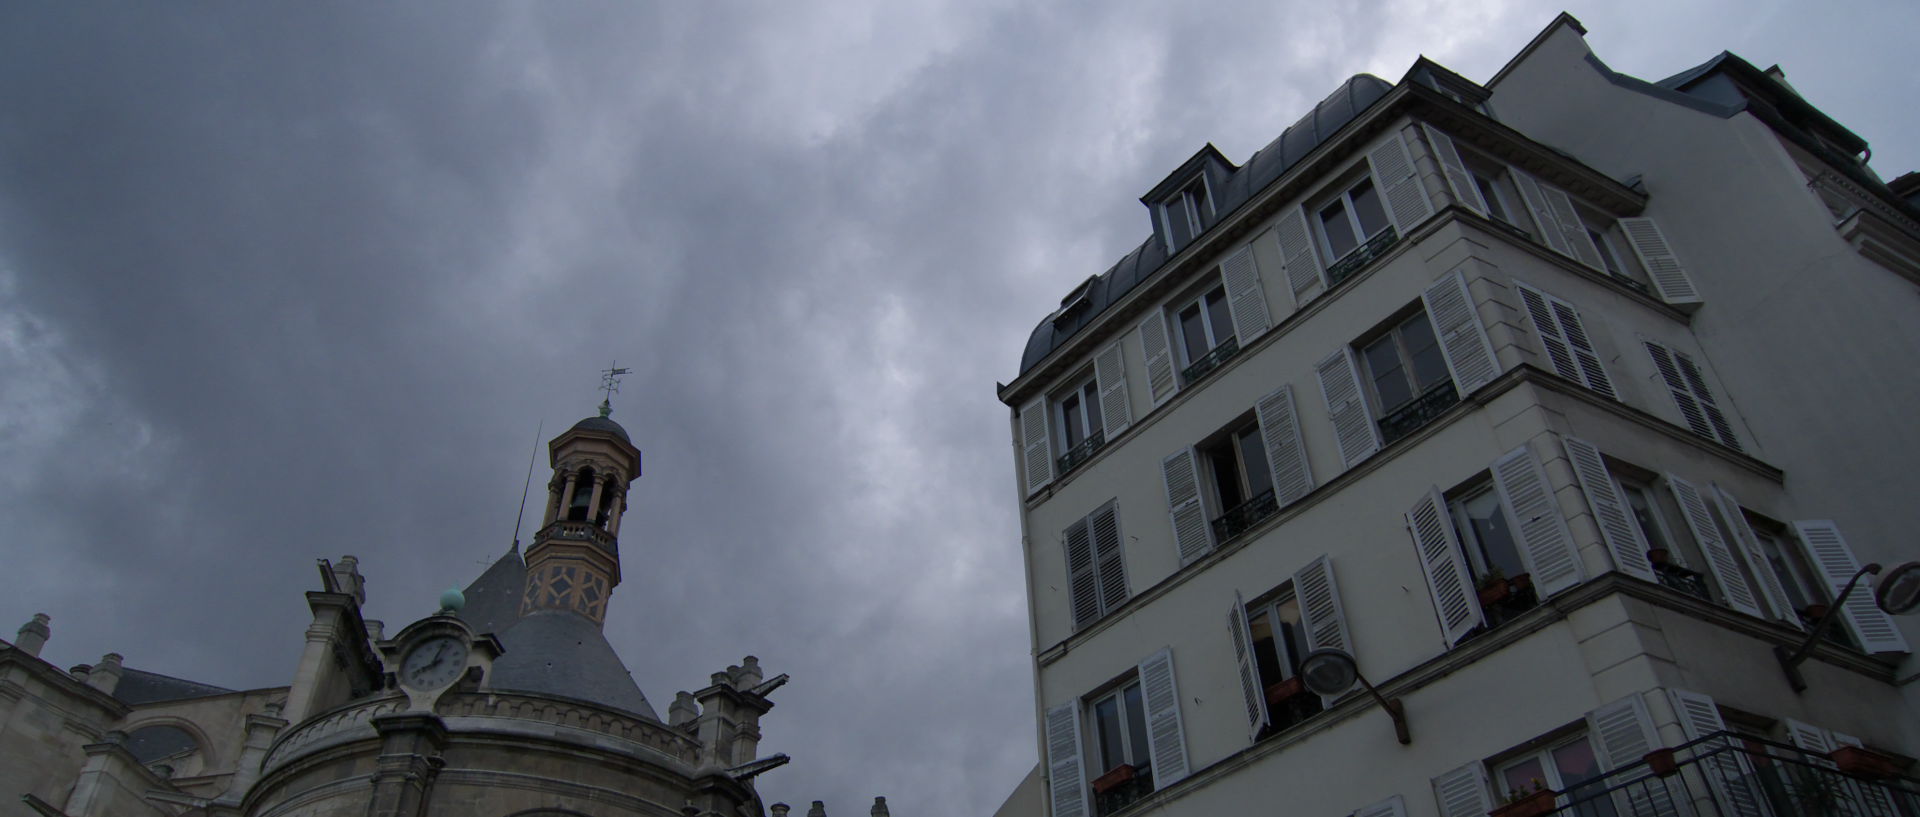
[995, 14, 1920, 817]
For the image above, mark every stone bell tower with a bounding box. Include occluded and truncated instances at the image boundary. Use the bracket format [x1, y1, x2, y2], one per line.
[520, 400, 640, 626]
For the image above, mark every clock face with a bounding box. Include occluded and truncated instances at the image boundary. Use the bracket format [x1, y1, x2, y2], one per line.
[399, 635, 470, 691]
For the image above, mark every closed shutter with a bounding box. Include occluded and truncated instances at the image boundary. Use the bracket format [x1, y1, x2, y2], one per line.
[1044, 702, 1089, 817]
[1093, 340, 1133, 437]
[1277, 205, 1326, 304]
[1671, 352, 1741, 451]
[1422, 271, 1501, 395]
[1137, 648, 1190, 785]
[1139, 313, 1179, 407]
[1294, 554, 1351, 653]
[1666, 474, 1764, 617]
[1550, 297, 1616, 399]
[1710, 486, 1798, 625]
[1670, 688, 1770, 817]
[1512, 171, 1573, 256]
[1794, 520, 1910, 653]
[1162, 448, 1213, 564]
[1431, 763, 1492, 817]
[1422, 124, 1487, 217]
[1490, 443, 1584, 597]
[1408, 488, 1484, 645]
[1064, 517, 1100, 629]
[1020, 397, 1054, 495]
[1562, 437, 1656, 582]
[1518, 284, 1616, 398]
[1220, 244, 1273, 343]
[1228, 591, 1268, 744]
[1367, 131, 1434, 237]
[1587, 694, 1680, 817]
[1618, 218, 1702, 306]
[1255, 384, 1315, 506]
[1517, 283, 1580, 383]
[1090, 502, 1128, 616]
[1317, 347, 1381, 468]
[1644, 342, 1713, 441]
[1541, 186, 1607, 270]
[1355, 795, 1408, 817]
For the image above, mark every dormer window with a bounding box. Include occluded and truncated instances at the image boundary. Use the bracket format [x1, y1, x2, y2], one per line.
[1160, 178, 1214, 253]
[1054, 276, 1097, 327]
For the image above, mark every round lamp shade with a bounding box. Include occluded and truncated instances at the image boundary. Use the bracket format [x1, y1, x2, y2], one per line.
[439, 586, 467, 613]
[1878, 561, 1920, 616]
[1300, 648, 1359, 697]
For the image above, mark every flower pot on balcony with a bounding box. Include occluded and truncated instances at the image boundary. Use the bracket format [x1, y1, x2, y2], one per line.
[1802, 603, 1830, 621]
[1264, 676, 1306, 709]
[1510, 572, 1534, 593]
[1647, 548, 1671, 566]
[1489, 789, 1558, 817]
[1090, 764, 1137, 795]
[1478, 579, 1511, 606]
[1829, 745, 1909, 780]
[1643, 748, 1679, 777]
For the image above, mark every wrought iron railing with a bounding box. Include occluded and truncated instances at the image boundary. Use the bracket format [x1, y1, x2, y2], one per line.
[1181, 335, 1241, 385]
[533, 520, 617, 554]
[1094, 764, 1155, 817]
[1058, 428, 1107, 475]
[1537, 731, 1918, 817]
[1326, 226, 1400, 287]
[1653, 562, 1711, 602]
[1379, 382, 1462, 444]
[1211, 489, 1279, 543]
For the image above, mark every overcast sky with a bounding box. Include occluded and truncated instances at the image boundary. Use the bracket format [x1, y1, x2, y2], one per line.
[2, 1, 1914, 814]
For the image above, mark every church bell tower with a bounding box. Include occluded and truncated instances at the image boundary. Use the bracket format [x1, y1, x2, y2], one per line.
[521, 400, 640, 626]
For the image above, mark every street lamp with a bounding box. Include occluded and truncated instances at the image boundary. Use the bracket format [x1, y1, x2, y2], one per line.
[1299, 648, 1410, 745]
[1775, 560, 1920, 693]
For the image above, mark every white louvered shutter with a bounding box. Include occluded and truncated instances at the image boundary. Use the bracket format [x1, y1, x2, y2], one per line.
[1220, 244, 1273, 343]
[1422, 124, 1487, 217]
[1408, 488, 1484, 645]
[1093, 339, 1133, 437]
[1491, 443, 1584, 597]
[1666, 474, 1764, 617]
[1228, 591, 1268, 744]
[1045, 702, 1090, 817]
[1317, 348, 1381, 468]
[1670, 689, 1771, 817]
[1356, 795, 1408, 817]
[1090, 502, 1128, 617]
[1255, 384, 1315, 506]
[1137, 648, 1190, 785]
[1794, 520, 1909, 653]
[1512, 171, 1573, 256]
[1550, 297, 1616, 399]
[1422, 271, 1501, 395]
[1367, 131, 1433, 236]
[1830, 733, 1898, 816]
[1162, 448, 1213, 564]
[1541, 186, 1607, 270]
[1020, 397, 1054, 495]
[1618, 218, 1701, 306]
[1644, 342, 1714, 441]
[1277, 205, 1326, 304]
[1671, 352, 1740, 451]
[1294, 555, 1351, 653]
[1710, 486, 1797, 625]
[1064, 517, 1099, 629]
[1519, 284, 1615, 398]
[1587, 694, 1680, 817]
[1563, 437, 1656, 582]
[1432, 763, 1492, 817]
[1517, 283, 1580, 383]
[1786, 719, 1834, 755]
[1139, 313, 1179, 407]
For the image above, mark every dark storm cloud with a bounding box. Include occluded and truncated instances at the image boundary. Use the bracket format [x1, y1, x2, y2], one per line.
[3, 2, 1914, 814]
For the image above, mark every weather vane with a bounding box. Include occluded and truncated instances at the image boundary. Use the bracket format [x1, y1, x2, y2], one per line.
[599, 363, 630, 417]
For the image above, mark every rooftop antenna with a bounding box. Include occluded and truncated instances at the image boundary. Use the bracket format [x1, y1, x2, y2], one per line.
[598, 362, 630, 418]
[509, 419, 545, 554]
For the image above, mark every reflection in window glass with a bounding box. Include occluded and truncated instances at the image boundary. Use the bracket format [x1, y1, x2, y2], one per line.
[1321, 200, 1358, 259]
[1461, 489, 1525, 579]
[1350, 179, 1388, 238]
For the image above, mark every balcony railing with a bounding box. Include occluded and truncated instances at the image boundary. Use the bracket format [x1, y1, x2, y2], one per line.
[533, 520, 617, 554]
[1181, 335, 1240, 385]
[1211, 489, 1279, 543]
[1326, 226, 1400, 287]
[1093, 763, 1155, 817]
[1058, 428, 1107, 475]
[1538, 731, 1918, 817]
[1379, 382, 1462, 444]
[1653, 561, 1711, 602]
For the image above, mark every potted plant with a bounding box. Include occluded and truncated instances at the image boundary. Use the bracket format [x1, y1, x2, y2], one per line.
[1489, 779, 1557, 817]
[1647, 548, 1671, 566]
[1090, 764, 1136, 795]
[1265, 676, 1306, 709]
[1478, 567, 1511, 606]
[1510, 572, 1535, 594]
[1830, 745, 1909, 780]
[1643, 747, 1679, 777]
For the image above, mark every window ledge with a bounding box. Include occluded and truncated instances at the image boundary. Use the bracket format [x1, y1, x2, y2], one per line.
[1442, 205, 1693, 323]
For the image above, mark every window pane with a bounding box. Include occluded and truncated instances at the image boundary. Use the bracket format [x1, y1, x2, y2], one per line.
[1350, 179, 1389, 239]
[1476, 175, 1508, 223]
[1238, 427, 1273, 500]
[1205, 288, 1234, 347]
[1621, 486, 1671, 553]
[1082, 382, 1103, 437]
[1501, 757, 1548, 799]
[1093, 696, 1125, 771]
[1122, 683, 1150, 768]
[1463, 490, 1526, 579]
[1060, 394, 1084, 449]
[1167, 199, 1194, 249]
[1208, 438, 1245, 510]
[1179, 304, 1210, 362]
[1756, 533, 1813, 610]
[1249, 611, 1283, 686]
[1589, 229, 1622, 275]
[1364, 336, 1412, 410]
[1320, 200, 1358, 259]
[1274, 597, 1306, 674]
[1188, 182, 1213, 223]
[1400, 312, 1451, 390]
[1553, 740, 1619, 817]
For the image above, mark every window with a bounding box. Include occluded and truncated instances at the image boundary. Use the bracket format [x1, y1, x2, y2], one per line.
[1067, 650, 1189, 817]
[1463, 155, 1529, 235]
[1056, 375, 1105, 472]
[1359, 310, 1457, 444]
[1200, 419, 1275, 542]
[1751, 527, 1824, 617]
[1643, 342, 1741, 450]
[1497, 735, 1617, 817]
[1174, 284, 1237, 383]
[1160, 178, 1214, 253]
[1244, 590, 1325, 736]
[1449, 485, 1539, 626]
[1317, 176, 1392, 263]
[1582, 219, 1651, 294]
[1065, 503, 1129, 629]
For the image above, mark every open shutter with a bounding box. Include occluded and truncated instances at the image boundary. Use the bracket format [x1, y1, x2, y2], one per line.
[1830, 733, 1898, 816]
[1093, 340, 1133, 437]
[1228, 591, 1269, 744]
[1294, 555, 1351, 653]
[1163, 448, 1213, 564]
[1432, 763, 1492, 817]
[1020, 397, 1054, 495]
[1710, 486, 1798, 625]
[1277, 205, 1326, 304]
[1064, 517, 1100, 629]
[1670, 689, 1771, 817]
[1618, 218, 1701, 306]
[1044, 702, 1090, 817]
[1137, 648, 1190, 785]
[1786, 719, 1834, 755]
[1794, 521, 1909, 653]
[1317, 347, 1381, 468]
[1422, 271, 1500, 394]
[1356, 795, 1408, 817]
[1667, 474, 1764, 617]
[1255, 384, 1314, 506]
[1090, 502, 1129, 616]
[1220, 244, 1273, 343]
[1367, 131, 1433, 236]
[1408, 488, 1484, 645]
[1672, 352, 1740, 451]
[1422, 124, 1487, 217]
[1644, 342, 1713, 440]
[1512, 171, 1573, 256]
[1587, 694, 1680, 817]
[1139, 313, 1179, 407]
[1541, 186, 1607, 270]
[1491, 443, 1584, 597]
[1563, 437, 1656, 582]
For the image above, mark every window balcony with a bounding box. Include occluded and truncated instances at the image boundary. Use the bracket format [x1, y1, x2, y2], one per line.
[1652, 562, 1711, 602]
[1093, 763, 1155, 817]
[1325, 226, 1400, 287]
[1057, 428, 1107, 475]
[1180, 335, 1240, 386]
[1537, 731, 1916, 817]
[1378, 381, 1461, 444]
[1210, 488, 1278, 544]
